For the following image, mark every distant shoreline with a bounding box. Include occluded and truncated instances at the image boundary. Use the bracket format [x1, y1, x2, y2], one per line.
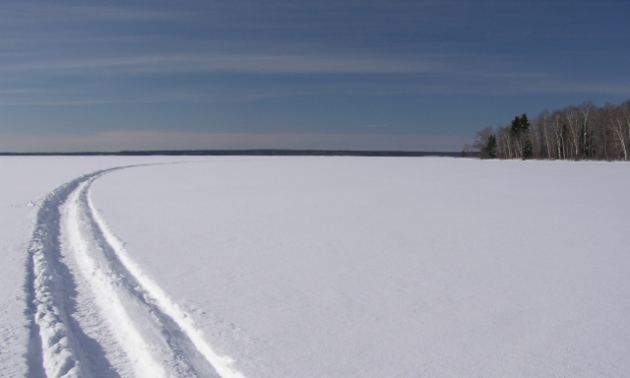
[0, 150, 469, 157]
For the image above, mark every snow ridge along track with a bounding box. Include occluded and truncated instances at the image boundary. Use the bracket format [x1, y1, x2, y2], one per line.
[25, 166, 247, 378]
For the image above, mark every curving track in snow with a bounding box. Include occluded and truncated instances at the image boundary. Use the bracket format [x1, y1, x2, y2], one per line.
[25, 166, 246, 378]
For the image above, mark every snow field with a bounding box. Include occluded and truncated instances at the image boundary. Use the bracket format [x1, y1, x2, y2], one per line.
[0, 157, 204, 377]
[65, 176, 168, 378]
[44, 165, 244, 377]
[88, 179, 247, 378]
[90, 157, 630, 378]
[1, 156, 629, 377]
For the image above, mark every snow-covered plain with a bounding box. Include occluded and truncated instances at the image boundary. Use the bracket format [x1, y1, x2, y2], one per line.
[0, 156, 191, 377]
[1, 156, 629, 377]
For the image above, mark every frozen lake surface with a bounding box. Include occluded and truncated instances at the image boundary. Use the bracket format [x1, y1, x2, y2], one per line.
[1, 156, 629, 377]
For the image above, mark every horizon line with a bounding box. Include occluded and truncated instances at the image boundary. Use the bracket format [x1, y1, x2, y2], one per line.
[0, 149, 470, 157]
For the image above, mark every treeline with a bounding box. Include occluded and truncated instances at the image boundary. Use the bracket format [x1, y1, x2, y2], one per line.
[471, 99, 630, 160]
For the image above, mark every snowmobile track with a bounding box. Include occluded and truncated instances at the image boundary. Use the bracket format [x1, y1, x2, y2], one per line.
[25, 166, 246, 378]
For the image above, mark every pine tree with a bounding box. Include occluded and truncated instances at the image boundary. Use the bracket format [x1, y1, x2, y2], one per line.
[511, 114, 530, 135]
[479, 134, 498, 159]
[510, 116, 522, 134]
[520, 114, 530, 133]
[523, 140, 533, 159]
[486, 134, 498, 158]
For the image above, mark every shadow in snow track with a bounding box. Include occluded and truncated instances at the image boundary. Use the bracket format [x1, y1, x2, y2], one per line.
[76, 175, 222, 378]
[24, 168, 123, 378]
[24, 164, 233, 378]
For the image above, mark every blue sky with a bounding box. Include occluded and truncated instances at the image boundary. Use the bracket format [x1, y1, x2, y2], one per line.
[1, 0, 629, 151]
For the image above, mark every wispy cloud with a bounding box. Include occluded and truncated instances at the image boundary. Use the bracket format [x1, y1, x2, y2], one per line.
[1, 2, 184, 24]
[0, 53, 444, 75]
[0, 0, 627, 143]
[514, 80, 630, 96]
[0, 88, 43, 94]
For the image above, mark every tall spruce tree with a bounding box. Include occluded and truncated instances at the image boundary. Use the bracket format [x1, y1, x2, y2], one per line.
[520, 114, 532, 158]
[510, 116, 522, 134]
[483, 134, 498, 159]
[511, 114, 530, 135]
[520, 114, 530, 132]
[523, 140, 533, 159]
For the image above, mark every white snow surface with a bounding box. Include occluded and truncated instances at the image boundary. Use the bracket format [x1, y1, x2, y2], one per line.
[0, 156, 196, 377]
[91, 157, 630, 377]
[2, 156, 629, 377]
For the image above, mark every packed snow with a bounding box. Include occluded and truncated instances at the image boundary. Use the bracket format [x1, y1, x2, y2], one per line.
[1, 156, 629, 377]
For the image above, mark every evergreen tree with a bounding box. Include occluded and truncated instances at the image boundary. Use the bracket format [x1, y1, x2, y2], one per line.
[511, 114, 530, 135]
[480, 134, 498, 159]
[487, 134, 498, 158]
[523, 140, 533, 159]
[520, 114, 530, 133]
[510, 116, 522, 135]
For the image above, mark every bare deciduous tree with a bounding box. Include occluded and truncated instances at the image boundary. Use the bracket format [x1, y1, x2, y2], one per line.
[469, 99, 630, 161]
